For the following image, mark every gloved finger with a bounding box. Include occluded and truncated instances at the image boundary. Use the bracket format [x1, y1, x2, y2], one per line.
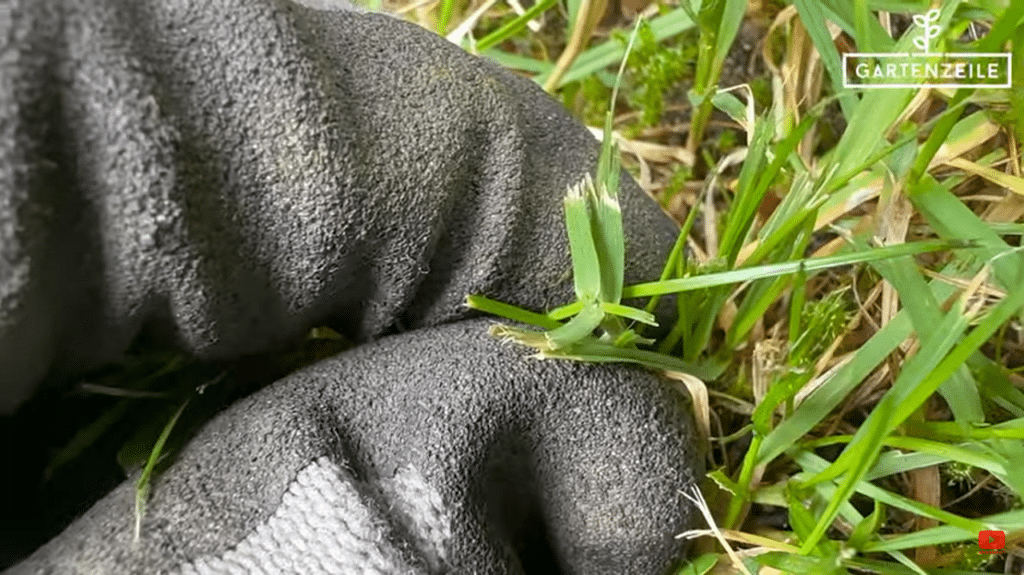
[0, 0, 678, 413]
[6, 319, 700, 575]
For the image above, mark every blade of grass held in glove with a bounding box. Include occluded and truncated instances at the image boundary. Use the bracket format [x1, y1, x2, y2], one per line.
[572, 172, 625, 305]
[599, 302, 658, 326]
[546, 300, 605, 350]
[465, 294, 563, 330]
[564, 180, 602, 302]
[485, 302, 605, 352]
[585, 23, 633, 306]
[538, 340, 716, 379]
[588, 172, 625, 304]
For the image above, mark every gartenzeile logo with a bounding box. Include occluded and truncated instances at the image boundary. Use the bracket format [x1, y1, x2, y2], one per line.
[842, 8, 1012, 89]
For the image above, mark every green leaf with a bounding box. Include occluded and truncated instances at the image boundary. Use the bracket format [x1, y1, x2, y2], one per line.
[534, 7, 697, 88]
[588, 172, 625, 304]
[847, 500, 885, 551]
[465, 294, 563, 330]
[786, 481, 819, 545]
[756, 551, 845, 575]
[548, 300, 584, 321]
[860, 507, 1024, 553]
[546, 300, 605, 350]
[135, 398, 190, 542]
[564, 181, 603, 302]
[798, 397, 892, 553]
[793, 450, 990, 543]
[599, 302, 658, 326]
[622, 239, 970, 298]
[708, 468, 742, 495]
[474, 0, 559, 52]
[676, 553, 719, 575]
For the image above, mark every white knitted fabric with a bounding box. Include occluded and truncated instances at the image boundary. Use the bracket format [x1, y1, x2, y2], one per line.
[379, 466, 452, 571]
[173, 457, 450, 575]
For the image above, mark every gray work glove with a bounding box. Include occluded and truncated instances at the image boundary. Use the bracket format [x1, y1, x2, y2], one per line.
[1, 0, 701, 572]
[11, 320, 700, 574]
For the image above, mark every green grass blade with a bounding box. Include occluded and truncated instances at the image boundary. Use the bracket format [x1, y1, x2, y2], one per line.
[642, 224, 690, 321]
[906, 419, 1024, 442]
[134, 398, 190, 542]
[548, 300, 584, 321]
[535, 7, 697, 88]
[436, 0, 457, 34]
[475, 0, 559, 52]
[860, 507, 1024, 552]
[599, 302, 658, 326]
[541, 340, 718, 380]
[757, 254, 982, 465]
[793, 450, 991, 544]
[804, 301, 972, 486]
[807, 435, 1012, 482]
[865, 450, 949, 480]
[866, 240, 985, 424]
[480, 49, 552, 74]
[890, 284, 1024, 431]
[588, 114, 625, 303]
[564, 178, 603, 301]
[798, 277, 1024, 551]
[591, 179, 624, 303]
[465, 294, 563, 330]
[710, 0, 747, 79]
[622, 239, 968, 298]
[791, 0, 856, 116]
[757, 315, 908, 465]
[546, 301, 605, 349]
[718, 113, 775, 266]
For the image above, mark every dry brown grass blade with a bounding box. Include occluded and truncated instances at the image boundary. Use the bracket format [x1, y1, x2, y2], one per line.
[677, 485, 755, 575]
[946, 157, 1024, 197]
[751, 339, 784, 405]
[587, 126, 697, 195]
[911, 464, 941, 566]
[921, 268, 1007, 301]
[664, 370, 711, 454]
[929, 117, 1001, 167]
[394, 0, 439, 15]
[543, 0, 608, 92]
[875, 184, 912, 327]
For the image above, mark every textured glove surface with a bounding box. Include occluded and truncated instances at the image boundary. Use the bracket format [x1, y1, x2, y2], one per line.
[0, 0, 676, 412]
[1, 0, 700, 572]
[8, 320, 699, 575]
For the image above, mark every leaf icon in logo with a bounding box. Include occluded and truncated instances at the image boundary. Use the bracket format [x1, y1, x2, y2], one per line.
[912, 9, 941, 53]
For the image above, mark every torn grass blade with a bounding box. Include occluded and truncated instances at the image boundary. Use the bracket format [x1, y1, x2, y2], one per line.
[588, 171, 625, 304]
[564, 179, 603, 302]
[585, 18, 638, 305]
[486, 301, 605, 352]
[564, 170, 626, 306]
